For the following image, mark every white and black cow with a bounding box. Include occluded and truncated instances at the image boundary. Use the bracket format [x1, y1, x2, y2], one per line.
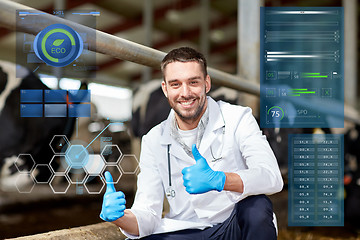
[0, 60, 75, 190]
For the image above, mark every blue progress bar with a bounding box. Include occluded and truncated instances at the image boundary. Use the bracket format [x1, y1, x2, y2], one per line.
[19, 12, 46, 16]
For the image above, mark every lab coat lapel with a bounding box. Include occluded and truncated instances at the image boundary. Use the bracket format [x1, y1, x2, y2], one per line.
[199, 97, 225, 155]
[159, 110, 173, 146]
[160, 110, 195, 165]
[169, 142, 195, 165]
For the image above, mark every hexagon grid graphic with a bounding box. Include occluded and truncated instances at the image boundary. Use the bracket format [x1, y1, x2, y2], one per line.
[65, 145, 89, 169]
[84, 174, 105, 194]
[102, 165, 122, 184]
[84, 154, 105, 175]
[119, 154, 139, 175]
[101, 144, 122, 164]
[15, 173, 35, 193]
[50, 155, 70, 174]
[15, 154, 36, 173]
[49, 135, 70, 154]
[67, 166, 87, 184]
[49, 174, 71, 194]
[31, 164, 54, 184]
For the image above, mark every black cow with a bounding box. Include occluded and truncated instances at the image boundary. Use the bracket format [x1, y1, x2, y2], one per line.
[344, 124, 360, 227]
[0, 60, 75, 190]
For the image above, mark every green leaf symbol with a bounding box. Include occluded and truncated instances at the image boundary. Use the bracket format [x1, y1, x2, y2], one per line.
[52, 39, 65, 46]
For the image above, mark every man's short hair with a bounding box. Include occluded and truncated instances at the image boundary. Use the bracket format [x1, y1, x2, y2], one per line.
[161, 47, 207, 78]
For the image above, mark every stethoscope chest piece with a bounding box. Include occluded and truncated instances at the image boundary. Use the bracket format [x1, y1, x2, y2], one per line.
[166, 186, 176, 198]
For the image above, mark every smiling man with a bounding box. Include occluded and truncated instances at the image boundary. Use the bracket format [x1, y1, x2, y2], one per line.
[161, 58, 210, 130]
[100, 47, 283, 239]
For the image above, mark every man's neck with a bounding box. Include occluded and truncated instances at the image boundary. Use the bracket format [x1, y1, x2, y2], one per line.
[176, 116, 201, 130]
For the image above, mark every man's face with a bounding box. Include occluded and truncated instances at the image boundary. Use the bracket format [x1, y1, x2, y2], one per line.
[161, 61, 211, 125]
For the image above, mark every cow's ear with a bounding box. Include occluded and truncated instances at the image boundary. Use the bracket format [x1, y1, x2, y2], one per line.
[161, 80, 168, 98]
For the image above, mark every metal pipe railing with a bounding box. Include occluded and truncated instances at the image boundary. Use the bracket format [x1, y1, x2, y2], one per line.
[0, 0, 358, 124]
[0, 0, 260, 96]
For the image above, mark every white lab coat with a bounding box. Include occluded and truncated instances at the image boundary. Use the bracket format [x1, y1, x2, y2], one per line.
[122, 97, 283, 239]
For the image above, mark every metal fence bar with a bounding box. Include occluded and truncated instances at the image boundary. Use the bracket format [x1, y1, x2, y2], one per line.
[0, 0, 260, 96]
[0, 0, 358, 124]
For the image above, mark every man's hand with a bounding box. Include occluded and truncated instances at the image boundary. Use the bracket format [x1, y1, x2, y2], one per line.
[182, 144, 226, 194]
[100, 171, 126, 222]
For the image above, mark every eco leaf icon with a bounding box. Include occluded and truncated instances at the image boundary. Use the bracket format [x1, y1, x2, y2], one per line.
[52, 39, 65, 46]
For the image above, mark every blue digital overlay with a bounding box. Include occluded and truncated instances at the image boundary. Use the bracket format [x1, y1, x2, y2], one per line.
[44, 90, 67, 103]
[68, 90, 91, 103]
[100, 137, 113, 155]
[33, 24, 83, 67]
[288, 134, 344, 226]
[20, 89, 43, 103]
[21, 104, 43, 117]
[65, 144, 89, 169]
[20, 89, 90, 118]
[68, 104, 91, 117]
[16, 10, 97, 78]
[260, 7, 344, 128]
[44, 104, 67, 117]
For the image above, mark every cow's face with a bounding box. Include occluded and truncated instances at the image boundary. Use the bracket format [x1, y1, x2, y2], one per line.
[161, 61, 211, 130]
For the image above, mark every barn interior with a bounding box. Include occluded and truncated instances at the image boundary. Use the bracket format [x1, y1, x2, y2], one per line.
[0, 0, 359, 239]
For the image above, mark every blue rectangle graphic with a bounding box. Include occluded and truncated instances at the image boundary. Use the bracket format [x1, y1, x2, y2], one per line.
[44, 90, 67, 103]
[68, 90, 90, 103]
[260, 7, 344, 128]
[44, 104, 67, 117]
[21, 104, 43, 117]
[20, 89, 43, 103]
[68, 104, 90, 117]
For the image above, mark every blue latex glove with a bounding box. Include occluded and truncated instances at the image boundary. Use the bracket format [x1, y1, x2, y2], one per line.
[100, 171, 126, 222]
[182, 144, 226, 194]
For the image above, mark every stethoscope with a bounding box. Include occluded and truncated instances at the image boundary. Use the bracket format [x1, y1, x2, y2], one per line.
[165, 113, 226, 199]
[166, 144, 176, 198]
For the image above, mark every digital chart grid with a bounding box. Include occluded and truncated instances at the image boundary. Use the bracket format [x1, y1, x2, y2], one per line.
[288, 134, 344, 226]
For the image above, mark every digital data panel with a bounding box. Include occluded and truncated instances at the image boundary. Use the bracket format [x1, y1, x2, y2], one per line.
[16, 10, 98, 78]
[260, 7, 344, 128]
[288, 134, 344, 226]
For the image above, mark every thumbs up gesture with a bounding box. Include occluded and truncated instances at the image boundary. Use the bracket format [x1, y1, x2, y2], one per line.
[100, 171, 126, 222]
[181, 144, 226, 194]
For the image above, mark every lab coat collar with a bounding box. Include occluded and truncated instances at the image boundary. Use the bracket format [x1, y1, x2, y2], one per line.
[198, 97, 225, 154]
[160, 96, 225, 150]
[160, 110, 174, 145]
[160, 110, 194, 164]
